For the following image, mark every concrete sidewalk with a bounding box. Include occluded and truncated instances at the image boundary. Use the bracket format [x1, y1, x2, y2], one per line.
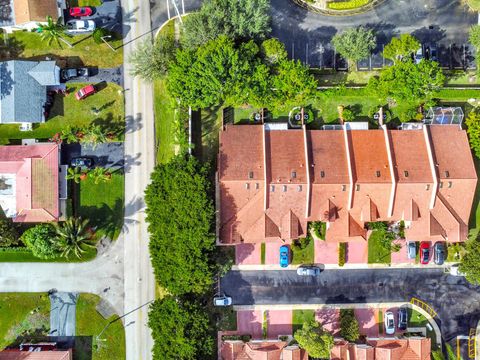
[232, 262, 456, 271]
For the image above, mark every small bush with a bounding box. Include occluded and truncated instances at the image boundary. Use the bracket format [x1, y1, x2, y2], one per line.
[398, 220, 405, 239]
[293, 237, 310, 251]
[279, 335, 289, 341]
[261, 242, 266, 265]
[339, 243, 346, 266]
[367, 221, 388, 231]
[92, 27, 110, 44]
[340, 309, 360, 342]
[310, 221, 326, 240]
[327, 0, 371, 10]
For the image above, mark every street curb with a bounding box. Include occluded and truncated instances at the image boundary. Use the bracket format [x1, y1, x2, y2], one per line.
[232, 262, 457, 271]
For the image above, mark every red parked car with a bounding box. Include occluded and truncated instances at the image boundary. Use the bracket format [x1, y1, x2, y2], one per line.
[69, 7, 93, 17]
[420, 242, 430, 265]
[75, 84, 96, 100]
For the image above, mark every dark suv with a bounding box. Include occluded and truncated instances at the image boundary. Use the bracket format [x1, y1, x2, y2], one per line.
[434, 242, 446, 265]
[397, 307, 408, 330]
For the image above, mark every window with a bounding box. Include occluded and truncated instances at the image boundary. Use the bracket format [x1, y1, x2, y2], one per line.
[255, 183, 259, 190]
[445, 171, 450, 178]
[245, 183, 249, 189]
[448, 181, 453, 188]
[297, 185, 302, 192]
[291, 171, 297, 179]
[282, 185, 287, 192]
[320, 171, 325, 178]
[439, 182, 443, 188]
[271, 185, 275, 192]
[342, 185, 346, 192]
[426, 184, 430, 191]
[404, 171, 409, 178]
[376, 171, 381, 177]
[356, 184, 360, 191]
[248, 171, 254, 179]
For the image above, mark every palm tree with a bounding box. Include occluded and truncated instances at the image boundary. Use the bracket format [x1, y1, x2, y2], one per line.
[82, 125, 108, 148]
[53, 217, 95, 259]
[37, 16, 72, 47]
[66, 167, 88, 184]
[88, 167, 112, 184]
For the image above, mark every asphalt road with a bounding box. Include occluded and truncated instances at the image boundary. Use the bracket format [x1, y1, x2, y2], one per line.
[221, 269, 480, 341]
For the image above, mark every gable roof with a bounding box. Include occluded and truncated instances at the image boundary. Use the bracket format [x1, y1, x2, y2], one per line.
[221, 341, 307, 360]
[13, 0, 58, 25]
[0, 143, 59, 222]
[0, 349, 71, 360]
[0, 60, 60, 123]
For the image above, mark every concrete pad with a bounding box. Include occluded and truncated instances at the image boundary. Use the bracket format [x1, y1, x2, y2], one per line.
[265, 242, 285, 265]
[237, 310, 262, 338]
[49, 292, 78, 337]
[315, 308, 340, 335]
[391, 240, 415, 264]
[314, 241, 338, 264]
[236, 244, 261, 265]
[346, 242, 368, 264]
[355, 308, 379, 337]
[267, 310, 292, 339]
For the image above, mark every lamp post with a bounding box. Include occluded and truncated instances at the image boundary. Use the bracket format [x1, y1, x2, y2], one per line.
[101, 35, 116, 52]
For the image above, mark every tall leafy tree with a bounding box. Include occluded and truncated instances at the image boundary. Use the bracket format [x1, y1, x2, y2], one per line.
[469, 25, 480, 51]
[144, 155, 215, 295]
[129, 32, 176, 81]
[332, 27, 376, 70]
[466, 110, 480, 157]
[261, 38, 288, 64]
[148, 296, 214, 360]
[21, 224, 60, 259]
[367, 60, 445, 103]
[181, 0, 271, 50]
[0, 216, 19, 247]
[383, 34, 420, 63]
[460, 237, 480, 285]
[340, 309, 360, 342]
[53, 217, 95, 259]
[295, 320, 334, 359]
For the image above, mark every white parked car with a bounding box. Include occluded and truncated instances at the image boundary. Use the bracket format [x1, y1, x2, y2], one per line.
[449, 264, 465, 277]
[66, 20, 96, 33]
[213, 295, 232, 307]
[384, 311, 395, 335]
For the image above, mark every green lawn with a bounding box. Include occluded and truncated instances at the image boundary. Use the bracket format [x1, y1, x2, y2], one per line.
[0, 82, 124, 141]
[466, 0, 480, 10]
[72, 0, 103, 6]
[154, 79, 176, 164]
[407, 308, 438, 348]
[77, 172, 124, 240]
[76, 293, 125, 360]
[291, 239, 315, 265]
[469, 156, 480, 240]
[292, 309, 315, 334]
[0, 293, 50, 350]
[367, 230, 391, 264]
[216, 308, 237, 331]
[0, 247, 96, 262]
[2, 31, 123, 68]
[261, 243, 266, 265]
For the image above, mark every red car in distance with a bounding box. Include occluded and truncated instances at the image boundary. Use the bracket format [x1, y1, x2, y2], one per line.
[75, 84, 96, 100]
[420, 242, 430, 265]
[69, 7, 93, 17]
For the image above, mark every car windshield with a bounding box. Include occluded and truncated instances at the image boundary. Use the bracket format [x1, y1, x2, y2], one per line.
[388, 319, 394, 327]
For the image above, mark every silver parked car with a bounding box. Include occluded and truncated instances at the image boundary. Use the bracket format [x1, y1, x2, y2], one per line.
[213, 295, 232, 307]
[407, 241, 416, 259]
[66, 20, 96, 33]
[296, 266, 321, 276]
[384, 311, 395, 335]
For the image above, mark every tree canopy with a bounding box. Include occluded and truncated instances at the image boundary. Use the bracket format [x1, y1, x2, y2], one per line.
[466, 110, 480, 158]
[261, 38, 288, 64]
[383, 34, 420, 62]
[295, 320, 334, 359]
[148, 296, 214, 360]
[460, 237, 480, 285]
[168, 36, 317, 109]
[21, 224, 60, 259]
[367, 60, 445, 102]
[144, 155, 215, 295]
[0, 216, 19, 247]
[181, 0, 271, 50]
[340, 309, 360, 342]
[332, 27, 376, 69]
[469, 25, 480, 51]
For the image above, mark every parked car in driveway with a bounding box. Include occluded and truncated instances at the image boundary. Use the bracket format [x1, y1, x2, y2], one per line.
[428, 44, 438, 62]
[407, 241, 416, 259]
[61, 67, 90, 81]
[279, 245, 289, 268]
[397, 307, 408, 330]
[66, 20, 96, 33]
[69, 7, 93, 17]
[420, 242, 430, 265]
[213, 295, 232, 307]
[414, 47, 424, 64]
[75, 84, 96, 100]
[297, 266, 321, 276]
[384, 311, 395, 335]
[449, 264, 465, 276]
[434, 242, 446, 265]
[70, 157, 93, 169]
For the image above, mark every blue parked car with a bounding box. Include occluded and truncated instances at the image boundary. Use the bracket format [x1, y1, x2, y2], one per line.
[279, 245, 289, 268]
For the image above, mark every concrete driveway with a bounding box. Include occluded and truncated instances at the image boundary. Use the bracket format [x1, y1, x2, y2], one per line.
[221, 268, 480, 342]
[49, 292, 78, 337]
[66, 67, 124, 87]
[61, 142, 124, 170]
[64, 0, 122, 33]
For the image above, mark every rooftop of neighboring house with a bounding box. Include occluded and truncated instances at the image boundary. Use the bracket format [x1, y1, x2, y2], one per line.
[0, 60, 60, 123]
[218, 122, 477, 244]
[0, 143, 59, 222]
[0, 349, 72, 360]
[0, 0, 58, 27]
[331, 338, 431, 360]
[220, 340, 308, 360]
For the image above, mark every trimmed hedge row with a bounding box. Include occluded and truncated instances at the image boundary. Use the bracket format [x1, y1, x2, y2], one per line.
[327, 0, 371, 10]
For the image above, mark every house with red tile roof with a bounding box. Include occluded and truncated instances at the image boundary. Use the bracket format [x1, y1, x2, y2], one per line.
[331, 338, 431, 360]
[220, 340, 308, 360]
[0, 143, 65, 222]
[217, 122, 476, 245]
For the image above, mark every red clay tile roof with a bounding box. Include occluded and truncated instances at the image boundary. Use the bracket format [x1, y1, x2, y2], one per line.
[220, 340, 289, 360]
[0, 144, 59, 223]
[14, 0, 59, 25]
[0, 350, 71, 360]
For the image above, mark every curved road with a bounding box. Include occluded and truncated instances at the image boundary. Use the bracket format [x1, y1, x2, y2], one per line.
[221, 269, 480, 341]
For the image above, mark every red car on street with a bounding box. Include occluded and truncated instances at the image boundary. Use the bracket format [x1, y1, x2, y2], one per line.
[420, 242, 430, 264]
[69, 7, 93, 17]
[75, 84, 96, 100]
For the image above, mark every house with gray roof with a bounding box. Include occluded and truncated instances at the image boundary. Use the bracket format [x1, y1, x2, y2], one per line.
[0, 60, 60, 123]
